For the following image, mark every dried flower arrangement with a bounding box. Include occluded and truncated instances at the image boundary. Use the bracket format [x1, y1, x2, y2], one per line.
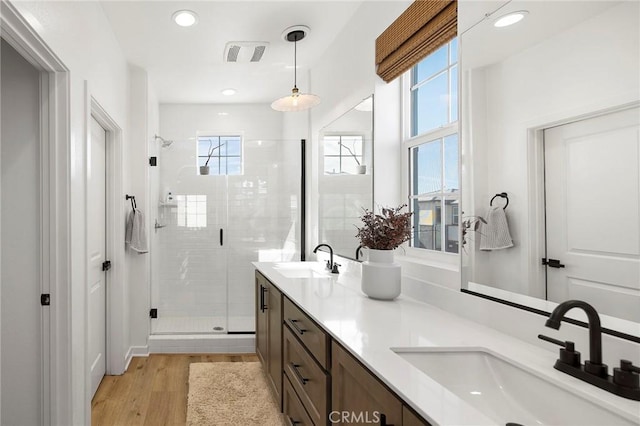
[204, 141, 225, 167]
[339, 141, 361, 166]
[461, 215, 487, 249]
[355, 204, 413, 250]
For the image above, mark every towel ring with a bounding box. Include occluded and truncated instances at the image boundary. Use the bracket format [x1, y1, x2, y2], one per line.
[490, 192, 509, 210]
[126, 194, 137, 210]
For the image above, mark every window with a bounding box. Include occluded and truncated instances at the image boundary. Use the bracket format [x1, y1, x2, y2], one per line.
[405, 38, 459, 255]
[176, 195, 207, 228]
[410, 135, 459, 253]
[197, 135, 242, 175]
[323, 135, 364, 175]
[411, 38, 457, 137]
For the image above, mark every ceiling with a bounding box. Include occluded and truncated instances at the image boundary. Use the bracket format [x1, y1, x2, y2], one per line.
[459, 0, 620, 69]
[100, 1, 364, 104]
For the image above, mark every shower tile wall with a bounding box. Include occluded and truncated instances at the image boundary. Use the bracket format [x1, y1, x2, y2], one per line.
[152, 104, 300, 334]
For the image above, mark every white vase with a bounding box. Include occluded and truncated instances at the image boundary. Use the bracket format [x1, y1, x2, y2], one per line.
[361, 249, 401, 300]
[356, 165, 366, 174]
[199, 166, 210, 175]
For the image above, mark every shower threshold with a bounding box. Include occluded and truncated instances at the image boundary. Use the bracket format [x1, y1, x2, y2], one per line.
[151, 315, 254, 335]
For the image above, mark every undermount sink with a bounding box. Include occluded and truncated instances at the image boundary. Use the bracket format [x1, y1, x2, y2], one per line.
[392, 347, 636, 426]
[272, 262, 331, 279]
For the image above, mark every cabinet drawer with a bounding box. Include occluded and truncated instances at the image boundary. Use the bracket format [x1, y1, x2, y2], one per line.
[331, 341, 402, 426]
[283, 374, 315, 426]
[283, 297, 329, 369]
[283, 326, 329, 426]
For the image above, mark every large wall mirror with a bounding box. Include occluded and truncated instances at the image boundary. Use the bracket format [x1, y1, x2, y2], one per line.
[460, 1, 639, 336]
[318, 96, 374, 260]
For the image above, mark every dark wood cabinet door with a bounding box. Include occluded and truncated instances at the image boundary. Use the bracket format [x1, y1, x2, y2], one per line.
[255, 272, 269, 367]
[268, 283, 283, 406]
[331, 341, 402, 426]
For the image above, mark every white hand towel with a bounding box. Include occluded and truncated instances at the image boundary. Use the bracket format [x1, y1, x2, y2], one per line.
[480, 206, 514, 250]
[125, 209, 148, 254]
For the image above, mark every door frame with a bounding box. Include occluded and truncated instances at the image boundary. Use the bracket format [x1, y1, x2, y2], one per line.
[85, 91, 125, 383]
[1, 1, 72, 425]
[524, 99, 640, 299]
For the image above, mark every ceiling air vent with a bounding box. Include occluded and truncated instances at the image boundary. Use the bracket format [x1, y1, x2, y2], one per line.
[224, 42, 269, 63]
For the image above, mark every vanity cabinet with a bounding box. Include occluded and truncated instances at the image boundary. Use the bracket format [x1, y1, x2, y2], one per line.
[283, 373, 315, 426]
[402, 406, 430, 426]
[255, 271, 283, 408]
[255, 268, 431, 425]
[331, 341, 403, 426]
[282, 297, 330, 425]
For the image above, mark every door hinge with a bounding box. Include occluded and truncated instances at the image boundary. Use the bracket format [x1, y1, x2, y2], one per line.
[542, 258, 566, 268]
[102, 260, 112, 271]
[149, 156, 157, 167]
[150, 308, 158, 319]
[41, 294, 50, 306]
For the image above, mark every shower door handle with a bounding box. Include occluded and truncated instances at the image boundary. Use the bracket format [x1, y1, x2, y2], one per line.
[219, 228, 224, 246]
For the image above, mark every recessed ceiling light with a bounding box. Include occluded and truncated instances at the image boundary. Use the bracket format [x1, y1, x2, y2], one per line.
[494, 10, 528, 28]
[172, 10, 198, 27]
[221, 88, 237, 96]
[217, 112, 229, 116]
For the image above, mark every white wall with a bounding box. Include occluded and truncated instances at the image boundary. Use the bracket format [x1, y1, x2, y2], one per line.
[128, 66, 158, 353]
[309, 0, 410, 257]
[1, 38, 42, 426]
[11, 2, 136, 423]
[464, 2, 640, 294]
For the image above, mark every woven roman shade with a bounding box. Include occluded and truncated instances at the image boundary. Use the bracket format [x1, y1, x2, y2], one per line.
[376, 0, 457, 83]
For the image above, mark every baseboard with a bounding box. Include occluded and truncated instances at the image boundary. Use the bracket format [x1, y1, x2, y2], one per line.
[125, 345, 149, 370]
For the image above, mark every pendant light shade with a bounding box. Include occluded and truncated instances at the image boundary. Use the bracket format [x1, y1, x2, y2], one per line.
[271, 28, 320, 112]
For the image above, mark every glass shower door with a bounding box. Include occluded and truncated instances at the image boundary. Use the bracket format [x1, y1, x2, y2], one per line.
[149, 137, 301, 335]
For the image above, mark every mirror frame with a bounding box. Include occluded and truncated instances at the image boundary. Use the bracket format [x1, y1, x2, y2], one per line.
[458, 2, 640, 344]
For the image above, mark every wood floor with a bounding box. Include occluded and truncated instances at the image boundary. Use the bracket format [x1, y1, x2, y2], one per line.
[91, 353, 258, 426]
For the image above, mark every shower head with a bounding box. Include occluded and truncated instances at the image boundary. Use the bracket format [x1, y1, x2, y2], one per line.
[155, 134, 174, 148]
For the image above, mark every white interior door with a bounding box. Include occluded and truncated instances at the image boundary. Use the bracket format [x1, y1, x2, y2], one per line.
[88, 117, 107, 397]
[1, 38, 43, 426]
[544, 107, 640, 322]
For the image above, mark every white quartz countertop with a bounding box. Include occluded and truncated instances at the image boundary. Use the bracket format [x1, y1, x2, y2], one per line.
[254, 261, 640, 426]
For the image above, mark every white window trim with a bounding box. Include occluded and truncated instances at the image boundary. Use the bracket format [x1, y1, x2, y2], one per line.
[400, 70, 461, 265]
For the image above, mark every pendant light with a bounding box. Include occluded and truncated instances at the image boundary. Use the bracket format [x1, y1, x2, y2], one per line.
[271, 27, 320, 112]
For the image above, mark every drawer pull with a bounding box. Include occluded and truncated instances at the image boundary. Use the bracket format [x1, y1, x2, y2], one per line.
[290, 363, 309, 385]
[261, 285, 268, 312]
[380, 413, 393, 426]
[286, 416, 301, 426]
[289, 319, 306, 335]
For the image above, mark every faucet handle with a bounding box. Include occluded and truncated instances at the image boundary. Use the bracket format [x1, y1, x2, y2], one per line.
[325, 260, 332, 270]
[538, 334, 581, 366]
[614, 360, 640, 389]
[331, 262, 341, 274]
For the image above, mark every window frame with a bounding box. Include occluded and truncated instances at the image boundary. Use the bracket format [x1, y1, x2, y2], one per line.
[401, 38, 460, 264]
[322, 132, 366, 175]
[196, 134, 244, 176]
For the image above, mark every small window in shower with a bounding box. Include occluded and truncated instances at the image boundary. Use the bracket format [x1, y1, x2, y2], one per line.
[197, 135, 242, 175]
[176, 195, 207, 228]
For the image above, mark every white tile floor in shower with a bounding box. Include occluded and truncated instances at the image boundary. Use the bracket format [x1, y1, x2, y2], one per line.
[151, 316, 255, 334]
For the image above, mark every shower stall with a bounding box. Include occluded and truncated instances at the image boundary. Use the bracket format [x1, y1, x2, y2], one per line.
[149, 130, 302, 342]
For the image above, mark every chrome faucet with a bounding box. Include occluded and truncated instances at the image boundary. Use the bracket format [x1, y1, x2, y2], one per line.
[313, 243, 339, 273]
[355, 245, 364, 261]
[539, 300, 640, 400]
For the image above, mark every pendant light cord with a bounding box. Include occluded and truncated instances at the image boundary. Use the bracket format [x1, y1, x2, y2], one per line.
[293, 35, 298, 89]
